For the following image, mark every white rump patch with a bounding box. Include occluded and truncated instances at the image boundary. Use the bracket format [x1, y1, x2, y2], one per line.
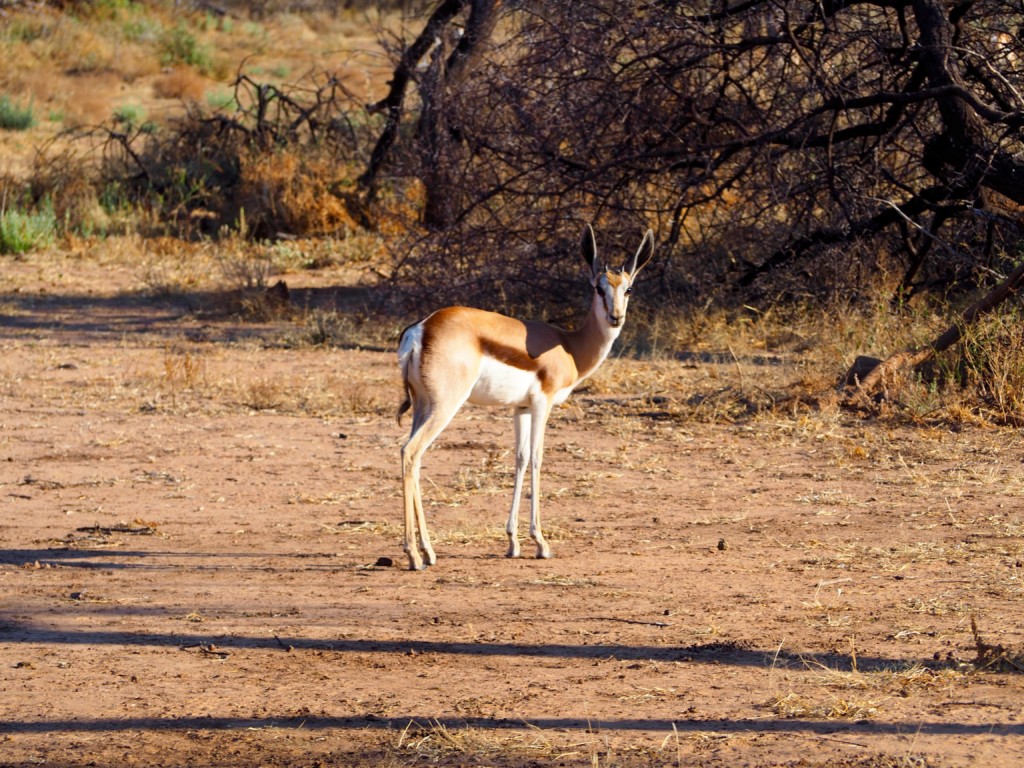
[398, 322, 424, 365]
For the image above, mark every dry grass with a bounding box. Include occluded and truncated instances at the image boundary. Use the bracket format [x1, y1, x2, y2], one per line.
[768, 656, 972, 721]
[152, 67, 208, 101]
[45, 233, 1012, 434]
[393, 719, 561, 765]
[141, 239, 221, 297]
[236, 150, 362, 238]
[768, 690, 880, 720]
[601, 294, 1024, 428]
[389, 718, 681, 768]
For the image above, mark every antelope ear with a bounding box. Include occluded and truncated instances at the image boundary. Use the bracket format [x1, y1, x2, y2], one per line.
[580, 223, 600, 277]
[624, 229, 655, 276]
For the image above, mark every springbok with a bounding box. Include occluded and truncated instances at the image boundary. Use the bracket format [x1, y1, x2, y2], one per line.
[396, 224, 655, 570]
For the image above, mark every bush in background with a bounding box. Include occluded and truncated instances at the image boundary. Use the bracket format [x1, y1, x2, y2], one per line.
[0, 203, 57, 254]
[0, 95, 35, 131]
[159, 23, 214, 75]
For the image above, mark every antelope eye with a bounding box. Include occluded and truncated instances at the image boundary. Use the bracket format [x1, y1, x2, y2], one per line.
[625, 286, 633, 295]
[595, 285, 605, 298]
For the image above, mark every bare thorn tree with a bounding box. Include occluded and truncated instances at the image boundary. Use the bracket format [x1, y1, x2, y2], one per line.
[364, 0, 1024, 319]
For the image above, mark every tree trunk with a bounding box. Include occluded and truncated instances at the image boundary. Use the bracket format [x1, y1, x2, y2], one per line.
[359, 0, 499, 223]
[357, 0, 469, 194]
[912, 0, 1024, 206]
[417, 0, 500, 228]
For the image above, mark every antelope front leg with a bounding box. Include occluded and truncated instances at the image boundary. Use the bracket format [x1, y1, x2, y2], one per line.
[528, 403, 552, 559]
[505, 408, 530, 558]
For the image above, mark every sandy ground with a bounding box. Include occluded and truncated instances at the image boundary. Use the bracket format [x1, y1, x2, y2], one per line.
[2, 251, 1024, 767]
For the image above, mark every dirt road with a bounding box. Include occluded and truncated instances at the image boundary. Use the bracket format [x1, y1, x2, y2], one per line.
[2, 254, 1023, 767]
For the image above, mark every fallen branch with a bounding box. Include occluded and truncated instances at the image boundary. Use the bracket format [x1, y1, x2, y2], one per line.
[589, 616, 671, 628]
[75, 522, 158, 536]
[841, 258, 1024, 404]
[181, 643, 231, 659]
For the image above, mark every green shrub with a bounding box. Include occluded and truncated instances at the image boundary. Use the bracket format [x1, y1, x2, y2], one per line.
[206, 89, 238, 112]
[0, 95, 35, 131]
[0, 204, 57, 254]
[123, 17, 162, 43]
[99, 181, 130, 215]
[113, 103, 145, 127]
[2, 17, 48, 43]
[160, 24, 212, 74]
[92, 0, 134, 15]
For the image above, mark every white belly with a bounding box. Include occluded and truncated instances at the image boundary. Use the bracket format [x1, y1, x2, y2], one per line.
[469, 356, 542, 407]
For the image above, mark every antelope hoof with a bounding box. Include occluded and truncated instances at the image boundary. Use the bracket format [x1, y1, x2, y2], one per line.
[535, 543, 552, 560]
[407, 550, 430, 571]
[506, 541, 521, 558]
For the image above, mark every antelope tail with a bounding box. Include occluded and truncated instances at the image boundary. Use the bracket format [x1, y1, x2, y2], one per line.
[396, 322, 418, 425]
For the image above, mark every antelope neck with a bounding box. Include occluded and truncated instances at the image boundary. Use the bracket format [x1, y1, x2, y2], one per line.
[563, 297, 622, 384]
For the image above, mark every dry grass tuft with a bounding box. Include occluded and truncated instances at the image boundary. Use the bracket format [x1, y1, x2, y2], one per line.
[768, 644, 974, 723]
[236, 150, 361, 239]
[393, 719, 559, 764]
[237, 377, 285, 411]
[152, 67, 208, 101]
[296, 309, 390, 349]
[158, 346, 207, 408]
[140, 239, 218, 297]
[389, 718, 668, 767]
[768, 690, 879, 720]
